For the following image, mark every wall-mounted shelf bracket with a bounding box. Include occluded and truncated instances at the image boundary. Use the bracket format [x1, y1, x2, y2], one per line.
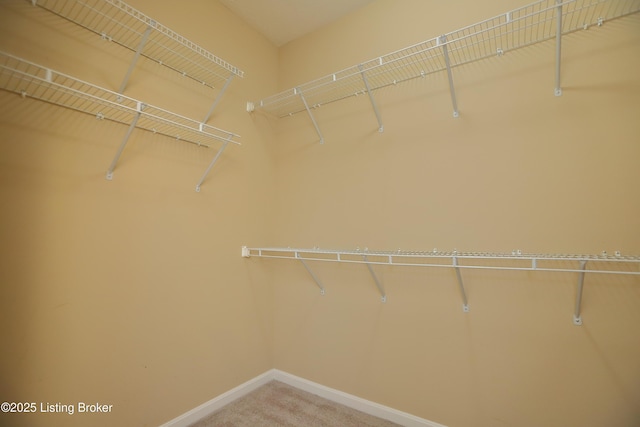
[573, 260, 587, 325]
[439, 35, 459, 118]
[453, 257, 470, 312]
[203, 73, 235, 124]
[118, 23, 154, 95]
[364, 255, 387, 302]
[358, 64, 384, 132]
[195, 136, 232, 192]
[554, 0, 563, 96]
[106, 101, 144, 180]
[296, 252, 325, 296]
[296, 87, 325, 144]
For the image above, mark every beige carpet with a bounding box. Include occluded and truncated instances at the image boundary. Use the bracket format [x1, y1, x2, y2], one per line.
[188, 380, 403, 427]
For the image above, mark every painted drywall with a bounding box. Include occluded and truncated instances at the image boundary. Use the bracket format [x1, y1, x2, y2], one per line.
[267, 1, 640, 427]
[0, 1, 278, 426]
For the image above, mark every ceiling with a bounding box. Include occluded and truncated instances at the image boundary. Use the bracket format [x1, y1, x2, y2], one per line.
[218, 0, 376, 47]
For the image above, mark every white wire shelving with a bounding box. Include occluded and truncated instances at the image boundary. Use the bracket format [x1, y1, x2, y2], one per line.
[247, 0, 640, 143]
[241, 246, 640, 325]
[0, 50, 240, 191]
[29, 0, 244, 124]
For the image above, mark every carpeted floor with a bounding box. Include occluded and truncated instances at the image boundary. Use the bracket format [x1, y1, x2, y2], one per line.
[188, 380, 403, 427]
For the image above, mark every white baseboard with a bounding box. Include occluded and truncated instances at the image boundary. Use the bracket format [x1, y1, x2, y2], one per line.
[272, 369, 447, 427]
[158, 370, 276, 427]
[159, 368, 447, 427]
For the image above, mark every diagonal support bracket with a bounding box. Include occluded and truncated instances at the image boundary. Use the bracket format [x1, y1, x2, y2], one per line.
[195, 136, 232, 192]
[554, 0, 563, 96]
[439, 35, 460, 118]
[573, 261, 587, 325]
[106, 102, 144, 180]
[296, 253, 325, 295]
[119, 24, 154, 95]
[453, 257, 470, 312]
[203, 73, 235, 124]
[358, 64, 384, 132]
[296, 87, 324, 144]
[364, 256, 386, 302]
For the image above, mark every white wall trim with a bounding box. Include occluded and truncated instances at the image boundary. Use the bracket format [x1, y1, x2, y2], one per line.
[272, 369, 447, 427]
[158, 370, 276, 427]
[159, 369, 447, 427]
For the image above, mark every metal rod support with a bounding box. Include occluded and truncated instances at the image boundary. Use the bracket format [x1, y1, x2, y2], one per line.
[106, 108, 142, 180]
[195, 138, 230, 192]
[298, 89, 325, 144]
[440, 35, 459, 118]
[364, 256, 386, 302]
[119, 25, 154, 94]
[554, 0, 563, 96]
[203, 74, 235, 124]
[358, 65, 384, 132]
[573, 261, 587, 325]
[299, 257, 325, 295]
[453, 257, 470, 312]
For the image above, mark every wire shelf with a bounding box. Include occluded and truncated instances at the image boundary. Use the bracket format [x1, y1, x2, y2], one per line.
[242, 247, 640, 275]
[32, 0, 244, 89]
[0, 50, 240, 147]
[250, 0, 640, 118]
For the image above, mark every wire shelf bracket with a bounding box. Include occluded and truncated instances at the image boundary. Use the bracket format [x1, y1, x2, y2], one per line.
[453, 256, 470, 312]
[30, 0, 244, 119]
[248, 0, 640, 142]
[573, 260, 587, 325]
[364, 255, 387, 302]
[297, 87, 325, 144]
[439, 35, 460, 118]
[555, 0, 564, 96]
[297, 252, 326, 296]
[0, 51, 240, 189]
[241, 247, 640, 323]
[358, 64, 384, 132]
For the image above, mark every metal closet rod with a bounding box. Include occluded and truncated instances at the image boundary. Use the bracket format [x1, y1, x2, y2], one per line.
[242, 246, 639, 325]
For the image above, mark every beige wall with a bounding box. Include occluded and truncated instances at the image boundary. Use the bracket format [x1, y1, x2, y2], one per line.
[269, 1, 640, 427]
[0, 1, 277, 426]
[1, 1, 639, 427]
